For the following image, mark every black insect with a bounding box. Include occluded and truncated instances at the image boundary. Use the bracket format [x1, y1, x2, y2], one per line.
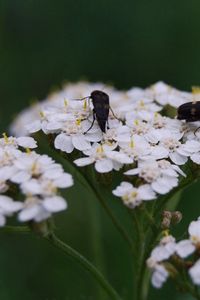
[177, 102, 200, 122]
[74, 90, 118, 133]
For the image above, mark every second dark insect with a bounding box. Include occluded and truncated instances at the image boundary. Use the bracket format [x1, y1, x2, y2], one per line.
[177, 101, 200, 122]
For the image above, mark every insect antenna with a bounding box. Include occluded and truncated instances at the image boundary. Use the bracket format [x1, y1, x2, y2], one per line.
[72, 96, 90, 101]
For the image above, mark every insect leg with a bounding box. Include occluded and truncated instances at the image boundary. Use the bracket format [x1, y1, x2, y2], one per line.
[109, 106, 122, 121]
[83, 111, 96, 134]
[194, 126, 200, 136]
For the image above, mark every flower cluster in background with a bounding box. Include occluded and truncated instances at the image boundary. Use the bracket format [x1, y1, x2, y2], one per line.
[10, 81, 200, 208]
[147, 217, 200, 288]
[0, 134, 73, 226]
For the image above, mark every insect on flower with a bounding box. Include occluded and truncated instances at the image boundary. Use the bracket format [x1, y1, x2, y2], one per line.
[74, 90, 119, 133]
[177, 87, 200, 122]
[177, 101, 200, 122]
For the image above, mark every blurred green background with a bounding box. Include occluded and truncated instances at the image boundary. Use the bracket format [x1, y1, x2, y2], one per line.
[1, 0, 200, 299]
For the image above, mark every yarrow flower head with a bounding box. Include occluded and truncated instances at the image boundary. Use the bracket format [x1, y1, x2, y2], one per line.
[0, 133, 73, 226]
[10, 81, 200, 209]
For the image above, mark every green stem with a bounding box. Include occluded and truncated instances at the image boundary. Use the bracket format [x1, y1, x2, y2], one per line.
[143, 206, 158, 235]
[86, 176, 135, 253]
[0, 225, 30, 233]
[140, 269, 151, 300]
[88, 183, 106, 300]
[62, 156, 135, 254]
[46, 233, 122, 300]
[1, 226, 122, 300]
[135, 221, 146, 300]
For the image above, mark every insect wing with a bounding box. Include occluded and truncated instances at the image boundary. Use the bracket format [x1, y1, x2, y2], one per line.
[92, 92, 109, 132]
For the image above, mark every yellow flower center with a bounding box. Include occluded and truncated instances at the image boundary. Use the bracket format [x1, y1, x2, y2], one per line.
[162, 229, 169, 237]
[83, 99, 87, 110]
[76, 118, 82, 126]
[2, 133, 9, 144]
[192, 86, 200, 94]
[96, 145, 104, 153]
[134, 119, 139, 126]
[129, 138, 135, 148]
[154, 112, 159, 118]
[64, 98, 68, 108]
[39, 111, 45, 118]
[139, 100, 145, 107]
[131, 191, 137, 198]
[31, 162, 38, 174]
[26, 148, 31, 154]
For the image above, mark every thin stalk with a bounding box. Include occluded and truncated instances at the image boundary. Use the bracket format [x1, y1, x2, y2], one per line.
[128, 209, 147, 300]
[135, 226, 146, 300]
[63, 157, 135, 254]
[0, 225, 30, 233]
[87, 176, 107, 300]
[46, 233, 122, 300]
[1, 226, 122, 300]
[86, 176, 135, 253]
[143, 206, 158, 235]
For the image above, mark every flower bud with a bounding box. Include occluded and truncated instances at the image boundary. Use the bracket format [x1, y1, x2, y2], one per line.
[162, 210, 172, 220]
[161, 217, 171, 229]
[171, 211, 182, 224]
[29, 219, 54, 237]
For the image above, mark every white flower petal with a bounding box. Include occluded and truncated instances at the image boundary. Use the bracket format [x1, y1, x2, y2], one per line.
[46, 121, 62, 131]
[175, 240, 195, 258]
[74, 157, 94, 167]
[54, 134, 74, 153]
[151, 146, 169, 160]
[189, 220, 200, 239]
[17, 137, 37, 149]
[138, 185, 156, 200]
[0, 195, 23, 213]
[18, 204, 41, 222]
[151, 177, 177, 194]
[106, 151, 133, 164]
[191, 153, 200, 164]
[43, 196, 67, 212]
[169, 152, 188, 165]
[172, 165, 186, 177]
[0, 166, 17, 181]
[124, 168, 140, 176]
[189, 259, 200, 285]
[152, 265, 169, 288]
[112, 182, 134, 197]
[11, 171, 31, 183]
[26, 120, 41, 133]
[34, 210, 51, 222]
[85, 131, 103, 142]
[54, 173, 74, 188]
[95, 159, 113, 173]
[72, 134, 91, 151]
[0, 214, 6, 227]
[21, 179, 42, 195]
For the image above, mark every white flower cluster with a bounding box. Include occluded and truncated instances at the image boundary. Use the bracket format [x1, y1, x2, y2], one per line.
[0, 134, 73, 226]
[147, 218, 200, 288]
[10, 81, 200, 208]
